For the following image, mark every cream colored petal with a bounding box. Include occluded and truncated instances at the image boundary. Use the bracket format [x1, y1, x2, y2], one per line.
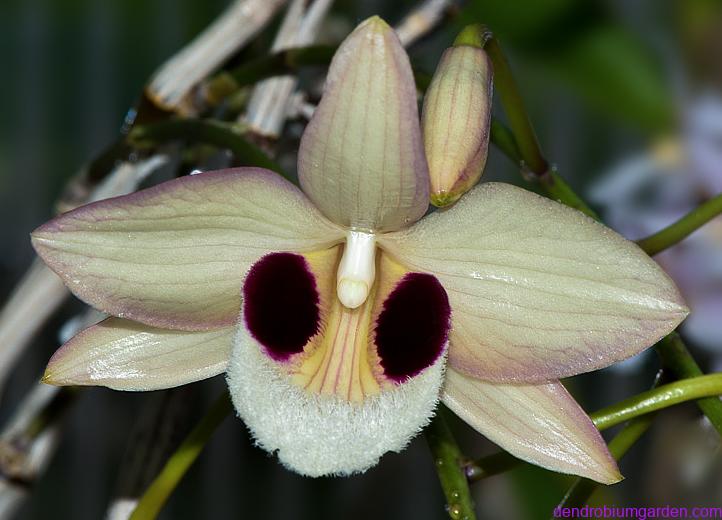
[380, 182, 688, 382]
[44, 318, 234, 391]
[422, 46, 492, 207]
[32, 168, 344, 331]
[443, 369, 621, 484]
[297, 16, 429, 232]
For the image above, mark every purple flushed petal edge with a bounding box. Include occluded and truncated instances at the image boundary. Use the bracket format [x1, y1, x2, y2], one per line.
[31, 168, 308, 332]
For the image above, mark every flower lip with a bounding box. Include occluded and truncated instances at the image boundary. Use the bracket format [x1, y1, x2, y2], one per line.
[243, 252, 320, 361]
[375, 272, 451, 382]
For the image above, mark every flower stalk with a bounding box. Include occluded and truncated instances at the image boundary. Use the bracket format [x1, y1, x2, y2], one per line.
[467, 371, 722, 481]
[656, 332, 722, 435]
[129, 392, 232, 520]
[553, 371, 665, 513]
[636, 193, 722, 255]
[210, 45, 336, 92]
[425, 408, 477, 520]
[554, 413, 657, 514]
[128, 119, 283, 175]
[481, 30, 548, 176]
[121, 355, 722, 514]
[464, 450, 519, 483]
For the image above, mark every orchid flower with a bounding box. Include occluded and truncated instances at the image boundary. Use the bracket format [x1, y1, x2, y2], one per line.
[32, 17, 687, 482]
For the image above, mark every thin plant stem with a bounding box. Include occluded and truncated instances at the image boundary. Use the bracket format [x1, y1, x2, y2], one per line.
[553, 371, 665, 513]
[129, 392, 233, 520]
[656, 332, 722, 435]
[482, 33, 548, 175]
[425, 408, 477, 520]
[209, 45, 336, 95]
[106, 388, 194, 518]
[636, 193, 722, 255]
[588, 373, 722, 431]
[489, 118, 522, 164]
[207, 45, 439, 100]
[128, 119, 284, 175]
[537, 169, 600, 219]
[554, 413, 656, 513]
[463, 450, 518, 482]
[467, 372, 722, 481]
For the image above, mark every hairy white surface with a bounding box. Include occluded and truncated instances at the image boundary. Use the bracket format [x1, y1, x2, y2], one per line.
[226, 323, 446, 477]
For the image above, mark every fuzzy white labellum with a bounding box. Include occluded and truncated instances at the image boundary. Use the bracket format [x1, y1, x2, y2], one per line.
[227, 320, 446, 477]
[229, 247, 451, 475]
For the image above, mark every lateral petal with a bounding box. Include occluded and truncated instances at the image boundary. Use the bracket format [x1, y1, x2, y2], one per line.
[442, 369, 621, 484]
[297, 16, 429, 232]
[44, 317, 234, 391]
[380, 182, 688, 382]
[32, 168, 344, 331]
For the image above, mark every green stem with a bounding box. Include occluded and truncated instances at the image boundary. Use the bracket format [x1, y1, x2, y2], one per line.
[25, 387, 81, 440]
[128, 119, 285, 176]
[489, 118, 599, 220]
[636, 193, 722, 255]
[453, 24, 490, 49]
[489, 118, 522, 164]
[467, 372, 722, 480]
[607, 411, 657, 460]
[207, 44, 435, 99]
[589, 373, 722, 430]
[215, 45, 336, 90]
[483, 35, 548, 175]
[129, 393, 233, 520]
[464, 450, 518, 483]
[656, 333, 722, 435]
[425, 409, 477, 520]
[538, 169, 600, 219]
[553, 371, 664, 513]
[554, 413, 656, 513]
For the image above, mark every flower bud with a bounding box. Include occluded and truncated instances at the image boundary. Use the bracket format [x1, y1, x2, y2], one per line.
[421, 45, 492, 207]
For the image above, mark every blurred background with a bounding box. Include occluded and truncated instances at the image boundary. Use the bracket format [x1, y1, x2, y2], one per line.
[1, 0, 721, 518]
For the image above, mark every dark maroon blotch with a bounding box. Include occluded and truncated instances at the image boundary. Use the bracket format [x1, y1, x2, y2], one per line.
[375, 273, 450, 382]
[243, 252, 320, 361]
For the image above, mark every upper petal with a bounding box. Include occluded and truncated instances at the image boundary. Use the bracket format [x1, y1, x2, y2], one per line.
[32, 168, 344, 331]
[297, 16, 429, 232]
[442, 369, 621, 484]
[44, 317, 234, 391]
[380, 182, 688, 382]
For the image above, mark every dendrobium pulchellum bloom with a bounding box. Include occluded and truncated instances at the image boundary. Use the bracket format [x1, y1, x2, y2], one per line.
[32, 17, 687, 482]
